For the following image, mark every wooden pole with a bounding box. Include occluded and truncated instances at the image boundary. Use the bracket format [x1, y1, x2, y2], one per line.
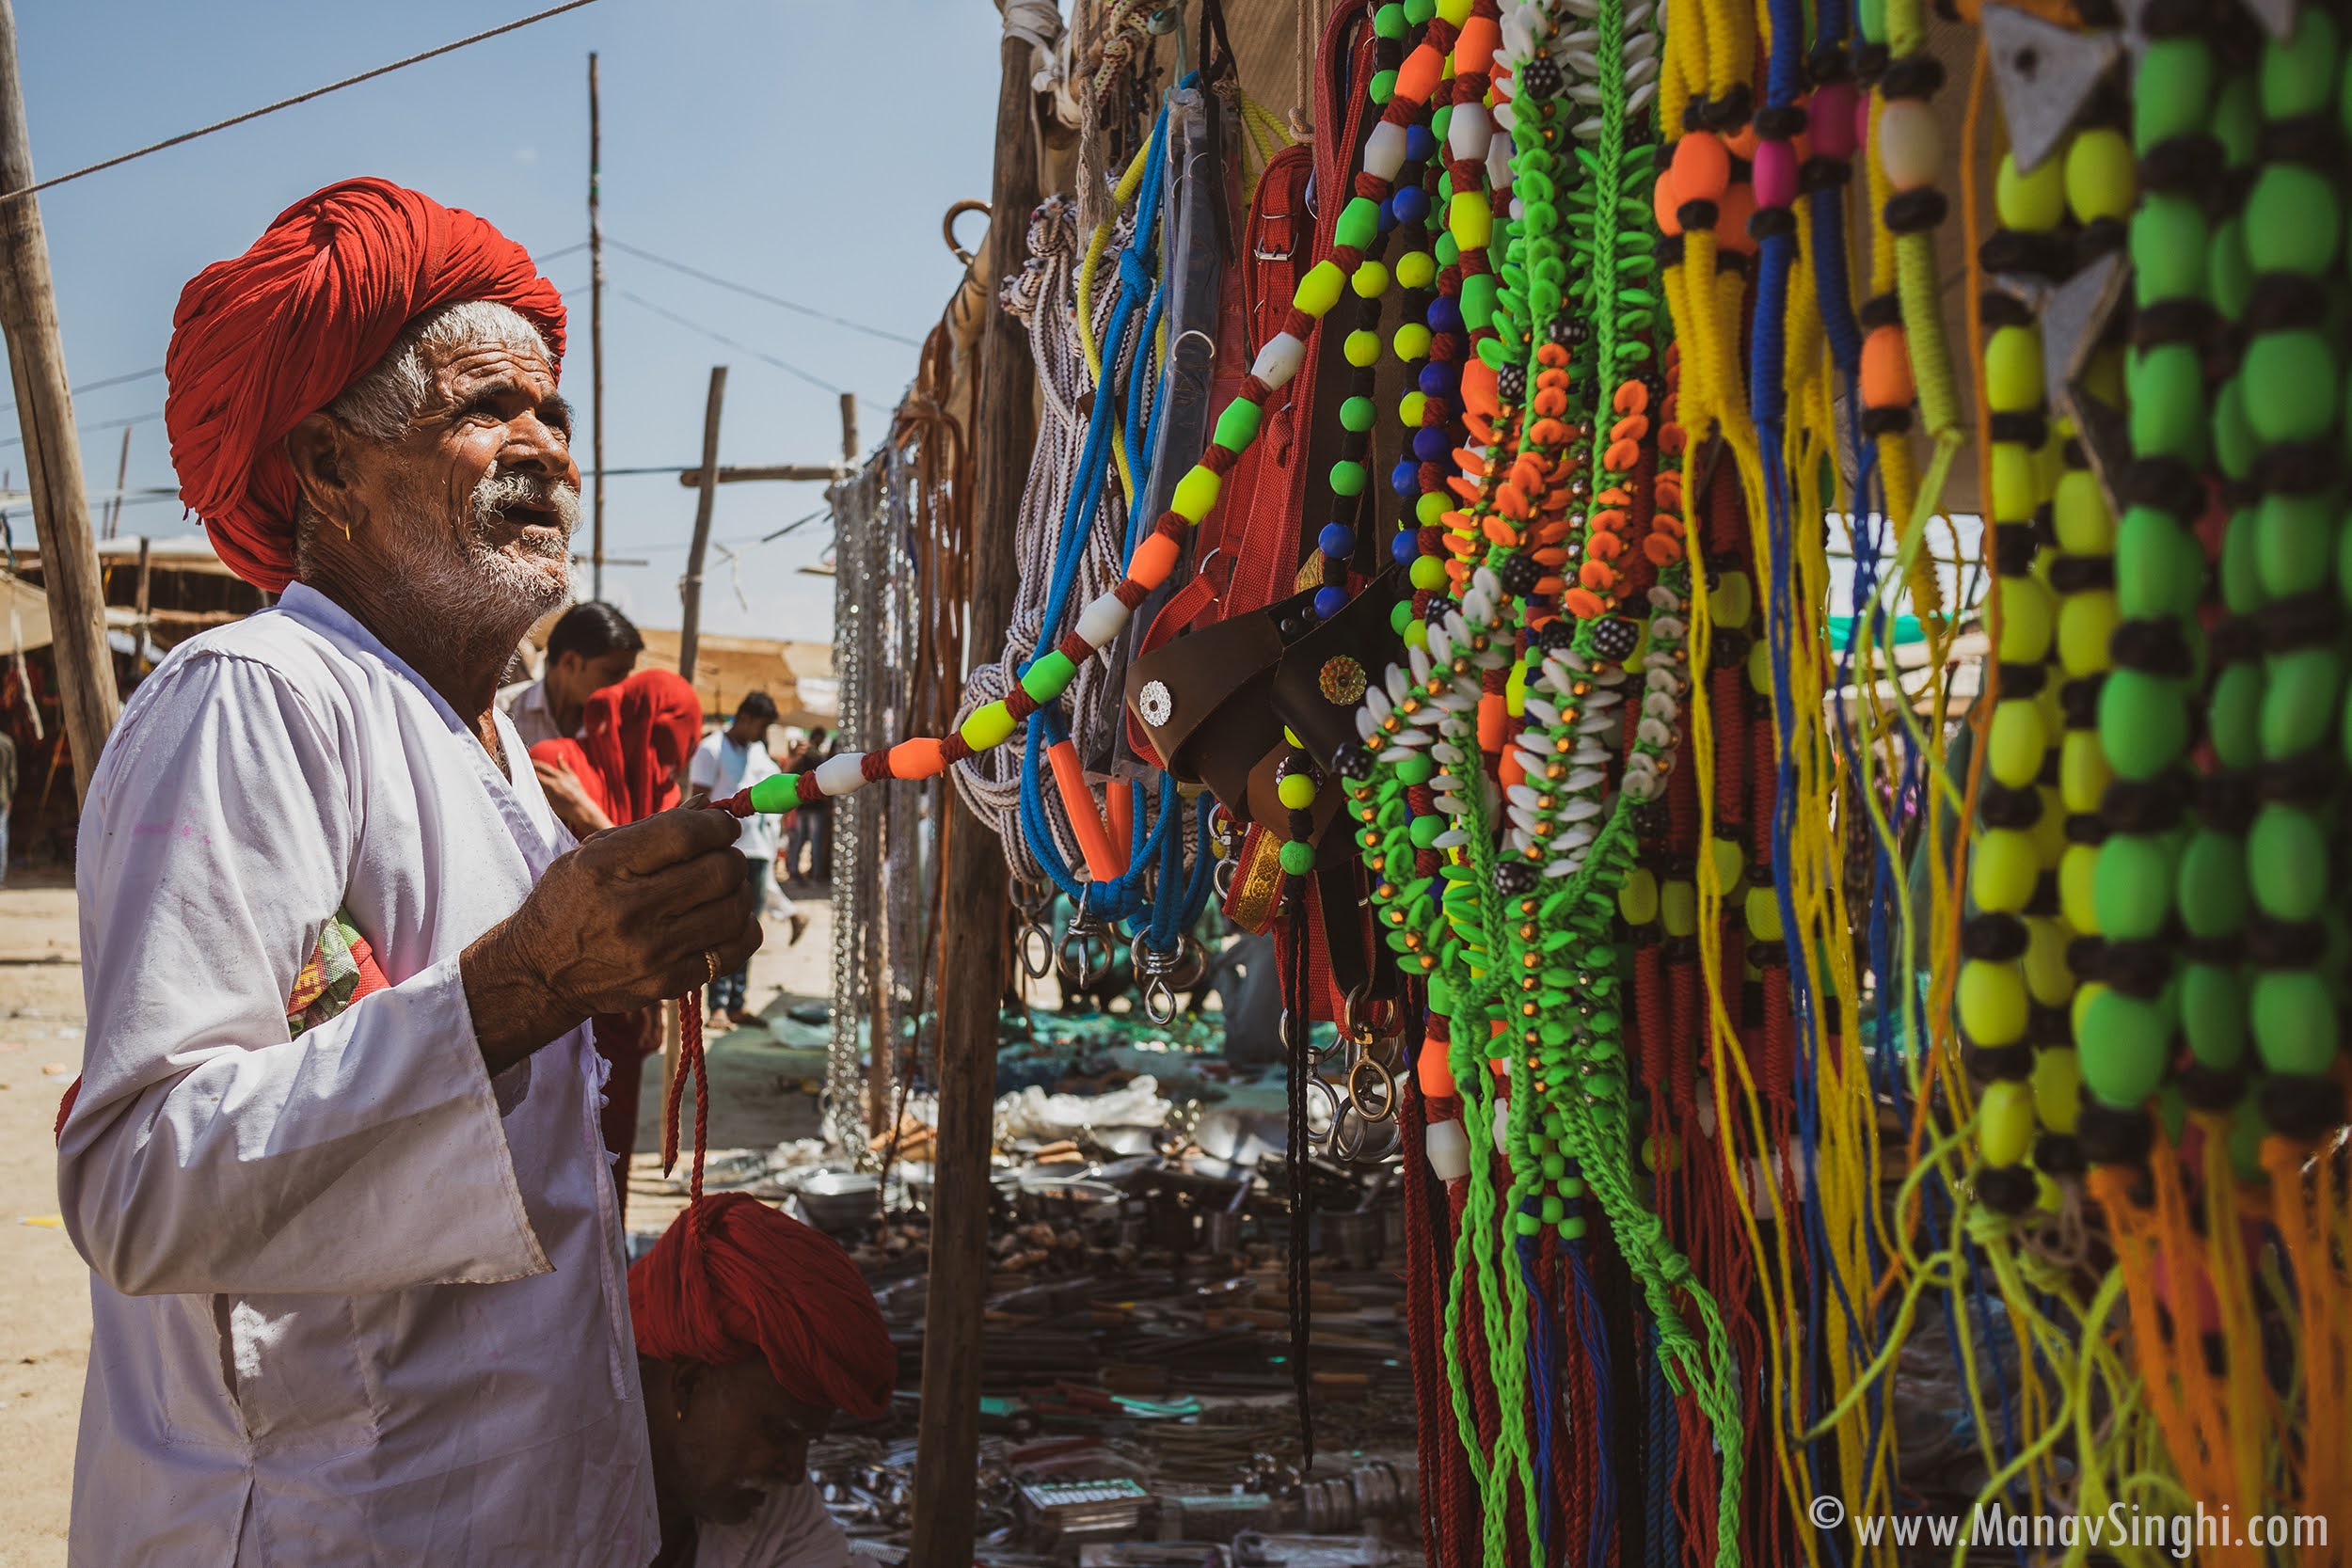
[677, 365, 726, 685]
[838, 391, 857, 470]
[103, 423, 129, 540]
[133, 533, 149, 670]
[0, 0, 119, 803]
[905, 27, 1038, 1568]
[588, 51, 607, 603]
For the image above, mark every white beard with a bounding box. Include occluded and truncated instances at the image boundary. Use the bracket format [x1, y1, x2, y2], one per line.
[368, 468, 579, 649]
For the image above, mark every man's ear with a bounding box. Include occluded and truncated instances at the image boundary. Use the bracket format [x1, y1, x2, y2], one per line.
[285, 412, 359, 537]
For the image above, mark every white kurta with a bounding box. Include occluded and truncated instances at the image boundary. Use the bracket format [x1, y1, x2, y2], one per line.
[58, 583, 659, 1567]
[692, 1482, 850, 1568]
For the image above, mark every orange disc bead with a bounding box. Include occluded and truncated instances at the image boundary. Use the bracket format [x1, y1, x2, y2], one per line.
[1564, 587, 1605, 618]
[1395, 42, 1445, 104]
[1715, 183, 1757, 253]
[1645, 534, 1686, 566]
[1129, 531, 1181, 590]
[1454, 15, 1501, 72]
[1604, 437, 1643, 470]
[1611, 414, 1650, 444]
[1579, 559, 1618, 591]
[1461, 356, 1500, 417]
[1669, 132, 1730, 202]
[1861, 324, 1914, 408]
[889, 738, 947, 779]
[1613, 380, 1651, 416]
[1587, 530, 1625, 562]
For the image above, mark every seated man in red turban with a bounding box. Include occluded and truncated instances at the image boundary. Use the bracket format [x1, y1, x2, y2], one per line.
[630, 1195, 898, 1568]
[57, 178, 761, 1567]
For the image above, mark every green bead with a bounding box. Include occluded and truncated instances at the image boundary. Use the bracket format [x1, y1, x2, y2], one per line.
[2261, 647, 2342, 760]
[2064, 128, 2136, 222]
[1513, 1211, 1542, 1236]
[1415, 490, 1449, 528]
[1559, 1216, 1589, 1241]
[1278, 772, 1317, 811]
[2116, 506, 2195, 619]
[2259, 490, 2337, 599]
[2220, 506, 2262, 615]
[1994, 151, 2066, 230]
[2213, 377, 2257, 483]
[1959, 959, 2029, 1047]
[748, 771, 803, 815]
[1435, 233, 1460, 267]
[1021, 650, 1077, 704]
[2261, 8, 2340, 120]
[1540, 1152, 1565, 1181]
[1462, 273, 1498, 330]
[2179, 962, 2248, 1069]
[1539, 1195, 1566, 1225]
[1977, 1079, 2036, 1168]
[1336, 196, 1381, 254]
[1369, 69, 1398, 104]
[2126, 342, 2209, 465]
[1373, 1, 1406, 37]
[2093, 832, 2174, 941]
[2208, 661, 2264, 769]
[1408, 813, 1445, 849]
[1213, 397, 1263, 451]
[2249, 805, 2328, 921]
[1279, 838, 1316, 876]
[2076, 988, 2174, 1107]
[2250, 970, 2340, 1076]
[2098, 669, 2188, 781]
[2244, 165, 2342, 276]
[2130, 195, 2209, 307]
[2242, 332, 2340, 447]
[1404, 0, 1436, 22]
[2135, 38, 2215, 149]
[1329, 460, 1367, 498]
[2208, 214, 2252, 323]
[2174, 831, 2247, 939]
[1340, 395, 1375, 433]
[1427, 974, 1454, 1015]
[1395, 752, 1435, 785]
[2213, 73, 2261, 168]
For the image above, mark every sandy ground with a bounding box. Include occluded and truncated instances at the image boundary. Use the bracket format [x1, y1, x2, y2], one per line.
[0, 868, 834, 1568]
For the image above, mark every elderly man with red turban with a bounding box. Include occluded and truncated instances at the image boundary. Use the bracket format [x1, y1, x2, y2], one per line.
[56, 179, 761, 1567]
[630, 1195, 898, 1567]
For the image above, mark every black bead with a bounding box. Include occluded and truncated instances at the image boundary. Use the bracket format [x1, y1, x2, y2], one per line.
[2260, 1073, 2349, 1140]
[1518, 55, 1564, 99]
[2176, 1061, 2247, 1112]
[1534, 619, 1577, 653]
[2077, 1101, 2155, 1166]
[1331, 744, 1374, 782]
[1961, 912, 2028, 961]
[1591, 617, 1642, 663]
[2033, 1132, 2085, 1178]
[1966, 1042, 2036, 1081]
[1500, 552, 1544, 596]
[1497, 362, 1527, 401]
[1423, 594, 1458, 625]
[1974, 1164, 2040, 1215]
[1494, 861, 1538, 895]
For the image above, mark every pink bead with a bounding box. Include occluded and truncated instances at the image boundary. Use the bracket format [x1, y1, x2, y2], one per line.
[1810, 82, 1858, 158]
[1753, 138, 1799, 209]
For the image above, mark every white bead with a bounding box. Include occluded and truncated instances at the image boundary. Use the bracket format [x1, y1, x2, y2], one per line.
[1425, 1116, 1471, 1181]
[1486, 133, 1516, 193]
[1074, 589, 1131, 646]
[814, 752, 866, 796]
[1363, 119, 1408, 182]
[1249, 331, 1307, 388]
[1462, 588, 1493, 626]
[1876, 99, 1942, 191]
[1448, 102, 1491, 163]
[1408, 644, 1432, 684]
[1493, 1100, 1512, 1156]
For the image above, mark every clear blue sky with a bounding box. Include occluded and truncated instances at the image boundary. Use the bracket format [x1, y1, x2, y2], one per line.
[4, 0, 1005, 640]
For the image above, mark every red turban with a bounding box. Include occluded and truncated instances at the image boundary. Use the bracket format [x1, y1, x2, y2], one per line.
[165, 177, 567, 592]
[629, 1195, 896, 1422]
[529, 668, 705, 827]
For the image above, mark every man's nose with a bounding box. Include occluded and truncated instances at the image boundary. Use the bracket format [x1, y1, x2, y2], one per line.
[501, 410, 580, 488]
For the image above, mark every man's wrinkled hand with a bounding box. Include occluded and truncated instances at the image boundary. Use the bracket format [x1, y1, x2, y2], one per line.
[461, 807, 762, 1073]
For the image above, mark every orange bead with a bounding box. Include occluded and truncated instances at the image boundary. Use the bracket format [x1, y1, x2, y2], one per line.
[1454, 15, 1501, 73]
[1613, 380, 1651, 416]
[1533, 387, 1569, 419]
[1461, 356, 1500, 418]
[1483, 516, 1522, 546]
[1658, 424, 1688, 456]
[1532, 546, 1567, 565]
[1449, 475, 1483, 502]
[1597, 486, 1632, 507]
[1580, 559, 1618, 591]
[1604, 437, 1644, 470]
[1587, 530, 1625, 562]
[1477, 692, 1506, 754]
[1715, 183, 1757, 253]
[1510, 455, 1549, 492]
[1531, 419, 1568, 446]
[1535, 575, 1567, 595]
[1129, 531, 1181, 591]
[1465, 411, 1499, 445]
[1724, 123, 1758, 161]
[889, 738, 947, 779]
[1611, 414, 1650, 444]
[1500, 744, 1525, 790]
[1861, 324, 1914, 408]
[1496, 483, 1531, 519]
[1395, 41, 1445, 104]
[1645, 534, 1685, 566]
[1592, 507, 1629, 532]
[1669, 132, 1730, 202]
[1535, 342, 1570, 368]
[1564, 587, 1606, 619]
[1418, 1043, 1456, 1101]
[1651, 512, 1686, 536]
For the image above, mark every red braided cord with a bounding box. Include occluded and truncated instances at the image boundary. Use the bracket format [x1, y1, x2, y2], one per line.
[1400, 1084, 1455, 1563]
[661, 799, 753, 1212]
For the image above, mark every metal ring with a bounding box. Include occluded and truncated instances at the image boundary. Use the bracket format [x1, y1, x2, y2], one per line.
[1143, 975, 1177, 1025]
[1327, 1101, 1371, 1162]
[1301, 1072, 1343, 1146]
[942, 198, 990, 266]
[1213, 854, 1237, 899]
[1347, 1051, 1397, 1123]
[1017, 923, 1056, 980]
[1342, 982, 1401, 1046]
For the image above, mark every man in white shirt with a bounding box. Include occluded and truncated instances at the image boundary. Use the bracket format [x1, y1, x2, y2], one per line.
[61, 177, 761, 1566]
[503, 598, 645, 752]
[690, 690, 795, 1028]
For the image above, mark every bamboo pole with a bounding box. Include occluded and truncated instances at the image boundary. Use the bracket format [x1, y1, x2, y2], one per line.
[678, 365, 726, 685]
[588, 51, 607, 602]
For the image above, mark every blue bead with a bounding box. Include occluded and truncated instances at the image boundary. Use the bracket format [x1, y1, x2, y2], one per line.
[1406, 124, 1438, 163]
[1412, 426, 1450, 464]
[1419, 361, 1458, 398]
[1391, 529, 1421, 564]
[1319, 522, 1358, 558]
[1392, 185, 1430, 225]
[1426, 296, 1465, 336]
[1376, 197, 1397, 233]
[1390, 459, 1422, 498]
[1313, 585, 1349, 621]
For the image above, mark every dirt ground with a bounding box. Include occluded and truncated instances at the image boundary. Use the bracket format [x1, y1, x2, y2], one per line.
[0, 868, 834, 1568]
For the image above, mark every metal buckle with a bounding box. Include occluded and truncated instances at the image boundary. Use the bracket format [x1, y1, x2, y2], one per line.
[1346, 1051, 1397, 1124]
[1131, 935, 1181, 1025]
[1342, 983, 1401, 1046]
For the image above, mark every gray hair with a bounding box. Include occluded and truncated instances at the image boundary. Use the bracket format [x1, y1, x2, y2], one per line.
[327, 298, 552, 441]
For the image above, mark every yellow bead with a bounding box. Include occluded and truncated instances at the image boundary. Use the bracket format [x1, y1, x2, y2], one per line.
[1959, 959, 2029, 1047]
[2058, 843, 2101, 933]
[1996, 576, 2053, 664]
[1396, 249, 1437, 289]
[1985, 326, 2045, 414]
[2064, 128, 2137, 223]
[1400, 390, 1428, 426]
[1705, 835, 1745, 896]
[1661, 879, 1698, 938]
[2058, 590, 2118, 678]
[1438, 0, 1473, 22]
[1448, 190, 1493, 251]
[2069, 981, 2105, 1047]
[1352, 260, 1391, 298]
[1972, 829, 2040, 912]
[1171, 466, 1222, 523]
[1978, 1078, 2036, 1167]
[960, 700, 1017, 752]
[1391, 323, 1432, 361]
[1746, 635, 1774, 695]
[2030, 784, 2068, 865]
[1619, 868, 1660, 925]
[1294, 260, 1346, 318]
[2032, 1045, 2081, 1133]
[1989, 441, 2041, 523]
[1987, 699, 2048, 788]
[1282, 726, 1301, 747]
[1278, 772, 1317, 811]
[1994, 151, 2067, 231]
[1708, 570, 1754, 630]
[1504, 658, 1527, 717]
[1744, 885, 1785, 942]
[2023, 917, 2074, 1007]
[2059, 729, 2111, 815]
[2052, 469, 2114, 554]
[1404, 618, 1428, 649]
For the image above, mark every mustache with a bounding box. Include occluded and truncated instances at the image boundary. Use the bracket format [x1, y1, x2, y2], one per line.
[470, 471, 580, 543]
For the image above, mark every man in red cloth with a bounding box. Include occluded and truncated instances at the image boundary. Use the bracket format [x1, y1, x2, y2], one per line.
[58, 178, 759, 1566]
[629, 1195, 897, 1568]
